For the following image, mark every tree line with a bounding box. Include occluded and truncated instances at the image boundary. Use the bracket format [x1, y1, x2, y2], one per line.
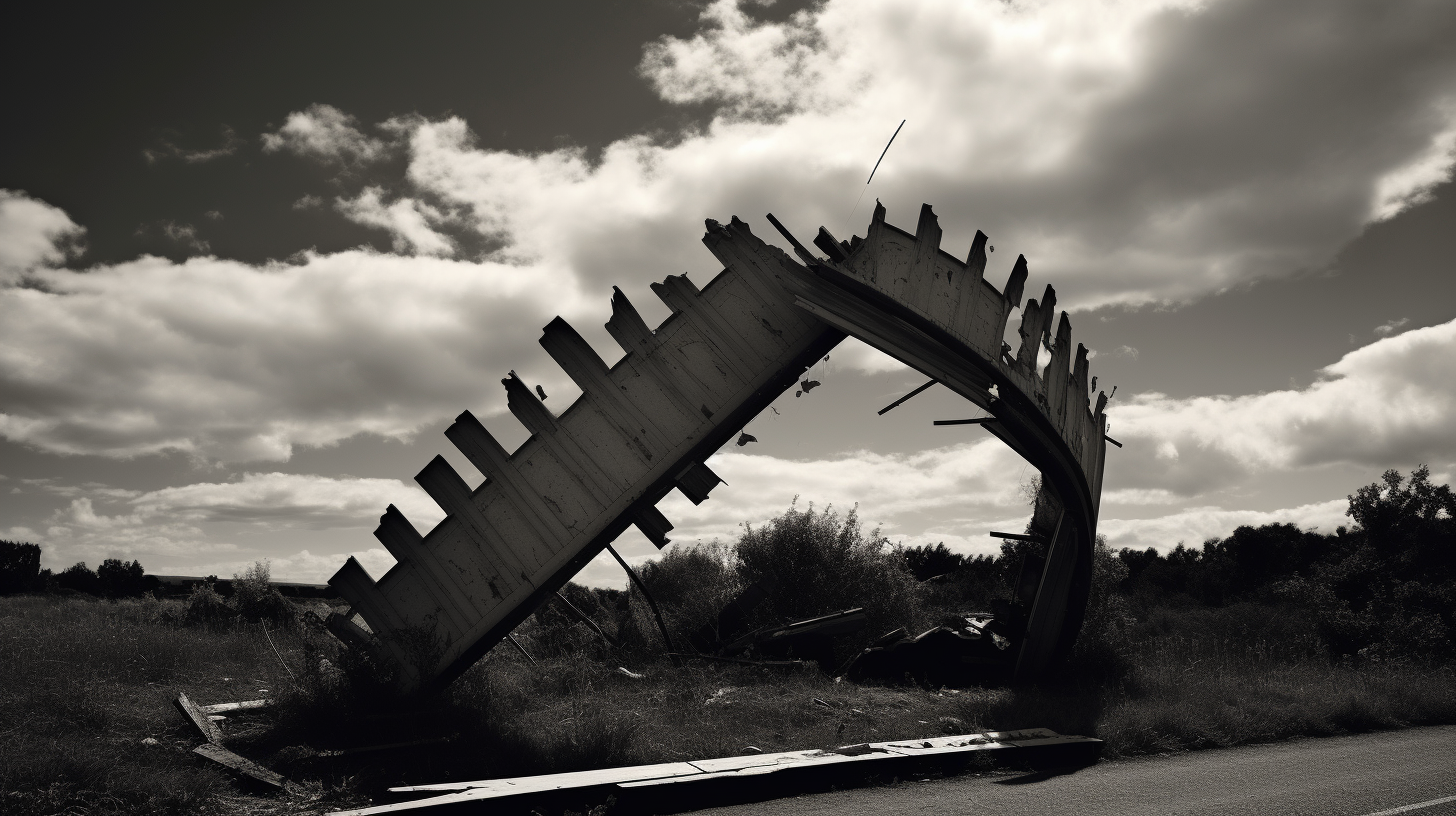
[0, 542, 157, 598]
[902, 466, 1456, 661]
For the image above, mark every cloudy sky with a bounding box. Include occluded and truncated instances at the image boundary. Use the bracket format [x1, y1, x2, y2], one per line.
[3, 0, 1455, 588]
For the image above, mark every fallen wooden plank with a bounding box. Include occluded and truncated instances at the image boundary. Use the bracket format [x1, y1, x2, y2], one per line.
[390, 761, 702, 794]
[199, 699, 271, 714]
[194, 743, 303, 794]
[349, 729, 1101, 815]
[173, 692, 223, 744]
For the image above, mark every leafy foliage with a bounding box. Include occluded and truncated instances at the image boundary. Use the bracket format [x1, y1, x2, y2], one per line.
[230, 561, 298, 627]
[1107, 466, 1455, 662]
[735, 501, 922, 644]
[0, 540, 42, 594]
[96, 558, 149, 598]
[56, 562, 102, 595]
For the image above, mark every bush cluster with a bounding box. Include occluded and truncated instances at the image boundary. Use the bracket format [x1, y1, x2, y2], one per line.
[1112, 467, 1455, 662]
[180, 561, 298, 629]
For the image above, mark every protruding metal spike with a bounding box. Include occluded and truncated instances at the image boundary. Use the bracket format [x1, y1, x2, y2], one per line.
[814, 226, 848, 263]
[915, 203, 941, 250]
[541, 316, 610, 395]
[374, 505, 424, 561]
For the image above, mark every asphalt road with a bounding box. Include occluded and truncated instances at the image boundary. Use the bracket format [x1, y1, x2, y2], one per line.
[690, 726, 1456, 816]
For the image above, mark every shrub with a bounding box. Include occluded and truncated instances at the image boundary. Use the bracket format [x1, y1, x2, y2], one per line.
[231, 561, 296, 627]
[639, 540, 740, 641]
[183, 579, 235, 626]
[0, 540, 42, 594]
[735, 501, 922, 647]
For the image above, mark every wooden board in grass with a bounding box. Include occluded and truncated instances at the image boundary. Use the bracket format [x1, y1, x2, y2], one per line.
[330, 730, 1101, 814]
[173, 692, 223, 744]
[193, 743, 304, 795]
[198, 699, 271, 714]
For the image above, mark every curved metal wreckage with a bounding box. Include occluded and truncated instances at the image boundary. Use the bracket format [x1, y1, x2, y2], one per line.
[328, 202, 1110, 694]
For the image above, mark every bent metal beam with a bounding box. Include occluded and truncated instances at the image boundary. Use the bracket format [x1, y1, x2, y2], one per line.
[328, 202, 1109, 693]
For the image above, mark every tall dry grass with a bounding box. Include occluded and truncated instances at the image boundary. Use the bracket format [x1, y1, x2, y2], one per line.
[0, 593, 307, 815]
[5, 574, 1456, 815]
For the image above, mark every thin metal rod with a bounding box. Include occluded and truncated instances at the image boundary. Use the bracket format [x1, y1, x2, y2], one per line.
[554, 590, 618, 647]
[506, 634, 536, 665]
[764, 212, 819, 266]
[606, 543, 681, 665]
[866, 119, 906, 185]
[933, 417, 997, 426]
[989, 531, 1047, 543]
[877, 378, 937, 415]
[1104, 434, 1123, 448]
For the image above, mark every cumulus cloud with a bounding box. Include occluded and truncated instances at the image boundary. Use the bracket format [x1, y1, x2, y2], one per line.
[1375, 317, 1410, 336]
[130, 472, 444, 530]
[0, 239, 589, 461]
[1108, 318, 1456, 494]
[656, 439, 1036, 555]
[1371, 101, 1456, 220]
[0, 190, 85, 277]
[158, 221, 211, 253]
[1100, 499, 1349, 552]
[29, 473, 444, 577]
[8, 0, 1456, 472]
[261, 103, 393, 165]
[335, 187, 458, 256]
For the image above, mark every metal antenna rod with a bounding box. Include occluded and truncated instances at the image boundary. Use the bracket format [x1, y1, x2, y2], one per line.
[877, 378, 937, 415]
[866, 119, 906, 185]
[606, 543, 681, 665]
[847, 118, 906, 231]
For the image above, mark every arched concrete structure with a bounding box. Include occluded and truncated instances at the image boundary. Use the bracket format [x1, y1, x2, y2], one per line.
[329, 202, 1109, 693]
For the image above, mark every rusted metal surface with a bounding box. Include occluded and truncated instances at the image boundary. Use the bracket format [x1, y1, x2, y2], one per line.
[328, 202, 1109, 692]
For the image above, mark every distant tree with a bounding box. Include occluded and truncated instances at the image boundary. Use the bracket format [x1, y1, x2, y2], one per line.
[1261, 466, 1456, 660]
[96, 558, 148, 598]
[56, 562, 101, 595]
[0, 540, 42, 594]
[900, 542, 964, 582]
[1347, 465, 1456, 582]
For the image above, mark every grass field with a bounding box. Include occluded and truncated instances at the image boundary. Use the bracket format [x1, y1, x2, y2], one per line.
[4, 593, 1456, 816]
